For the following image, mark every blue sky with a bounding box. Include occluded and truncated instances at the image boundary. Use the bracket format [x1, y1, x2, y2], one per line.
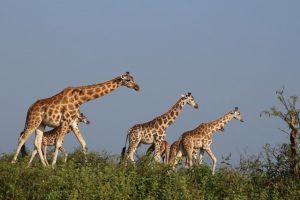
[1, 1, 300, 164]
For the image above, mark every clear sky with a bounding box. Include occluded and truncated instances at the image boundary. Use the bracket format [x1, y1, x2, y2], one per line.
[1, 1, 300, 164]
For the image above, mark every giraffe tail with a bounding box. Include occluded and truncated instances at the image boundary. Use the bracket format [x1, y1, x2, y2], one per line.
[20, 131, 28, 156]
[121, 132, 129, 158]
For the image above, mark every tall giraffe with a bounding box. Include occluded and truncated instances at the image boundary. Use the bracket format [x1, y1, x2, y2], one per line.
[12, 72, 140, 166]
[122, 93, 199, 163]
[174, 107, 244, 175]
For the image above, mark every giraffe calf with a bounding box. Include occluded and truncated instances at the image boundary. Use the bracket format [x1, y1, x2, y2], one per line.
[29, 113, 90, 165]
[168, 140, 198, 167]
[146, 140, 170, 164]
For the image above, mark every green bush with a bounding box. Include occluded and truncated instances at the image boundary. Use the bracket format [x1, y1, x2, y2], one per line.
[0, 145, 299, 200]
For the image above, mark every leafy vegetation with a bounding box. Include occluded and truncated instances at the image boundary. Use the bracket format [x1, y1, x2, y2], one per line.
[0, 146, 299, 200]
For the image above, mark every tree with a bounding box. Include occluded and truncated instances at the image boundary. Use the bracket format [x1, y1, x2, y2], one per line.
[261, 88, 300, 178]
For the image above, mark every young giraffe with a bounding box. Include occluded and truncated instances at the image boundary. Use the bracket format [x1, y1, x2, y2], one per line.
[28, 113, 90, 165]
[12, 72, 140, 166]
[122, 92, 199, 163]
[146, 140, 170, 164]
[168, 140, 198, 166]
[175, 107, 244, 175]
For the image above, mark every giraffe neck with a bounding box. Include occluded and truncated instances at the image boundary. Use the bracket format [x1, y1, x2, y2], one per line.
[156, 99, 185, 129]
[76, 77, 122, 105]
[206, 112, 234, 134]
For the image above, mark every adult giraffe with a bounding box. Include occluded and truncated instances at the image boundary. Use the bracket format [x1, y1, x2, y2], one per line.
[12, 72, 140, 166]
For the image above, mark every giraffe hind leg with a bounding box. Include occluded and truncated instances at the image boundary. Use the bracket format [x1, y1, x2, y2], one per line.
[12, 127, 37, 163]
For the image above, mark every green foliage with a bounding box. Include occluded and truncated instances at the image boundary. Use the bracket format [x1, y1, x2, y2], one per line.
[0, 146, 300, 200]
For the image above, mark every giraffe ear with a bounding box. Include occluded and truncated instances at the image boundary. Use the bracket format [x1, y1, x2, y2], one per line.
[181, 94, 185, 98]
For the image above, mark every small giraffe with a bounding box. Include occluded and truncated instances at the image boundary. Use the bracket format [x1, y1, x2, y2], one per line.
[146, 140, 170, 164]
[122, 92, 199, 163]
[12, 72, 140, 166]
[175, 107, 244, 175]
[28, 113, 90, 165]
[168, 140, 198, 166]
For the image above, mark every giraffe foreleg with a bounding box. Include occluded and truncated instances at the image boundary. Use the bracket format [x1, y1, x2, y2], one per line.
[70, 121, 87, 162]
[52, 138, 63, 166]
[205, 147, 217, 175]
[59, 146, 68, 162]
[198, 148, 204, 165]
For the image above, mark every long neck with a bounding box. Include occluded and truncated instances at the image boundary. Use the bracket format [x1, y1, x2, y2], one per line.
[76, 77, 122, 104]
[156, 98, 185, 129]
[205, 112, 234, 134]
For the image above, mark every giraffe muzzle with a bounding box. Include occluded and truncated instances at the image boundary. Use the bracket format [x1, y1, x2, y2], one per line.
[133, 84, 140, 91]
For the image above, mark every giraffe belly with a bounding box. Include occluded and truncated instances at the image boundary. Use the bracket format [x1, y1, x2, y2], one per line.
[42, 117, 61, 128]
[141, 134, 154, 144]
[193, 139, 203, 149]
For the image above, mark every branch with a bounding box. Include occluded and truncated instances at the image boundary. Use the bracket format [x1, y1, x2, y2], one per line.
[278, 128, 289, 135]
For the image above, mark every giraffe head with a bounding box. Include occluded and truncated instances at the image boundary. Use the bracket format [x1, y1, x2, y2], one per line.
[230, 107, 244, 122]
[181, 92, 199, 109]
[79, 113, 90, 124]
[120, 72, 140, 91]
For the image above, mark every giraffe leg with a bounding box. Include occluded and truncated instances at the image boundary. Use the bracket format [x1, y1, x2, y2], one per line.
[153, 140, 162, 162]
[126, 142, 139, 162]
[42, 145, 49, 166]
[28, 148, 37, 165]
[34, 125, 47, 166]
[205, 147, 217, 175]
[187, 149, 194, 168]
[52, 138, 63, 166]
[172, 150, 182, 169]
[59, 146, 68, 162]
[192, 149, 198, 165]
[165, 145, 170, 164]
[70, 121, 87, 162]
[146, 143, 155, 155]
[11, 127, 37, 163]
[198, 148, 204, 165]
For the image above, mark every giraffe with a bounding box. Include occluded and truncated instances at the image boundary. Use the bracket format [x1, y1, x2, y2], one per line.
[12, 72, 140, 166]
[146, 140, 170, 164]
[122, 92, 199, 163]
[28, 113, 90, 165]
[174, 107, 244, 175]
[168, 140, 198, 166]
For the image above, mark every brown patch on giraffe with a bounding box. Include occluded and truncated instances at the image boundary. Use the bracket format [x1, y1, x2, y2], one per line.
[101, 85, 107, 91]
[68, 104, 75, 110]
[93, 94, 100, 99]
[95, 87, 101, 93]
